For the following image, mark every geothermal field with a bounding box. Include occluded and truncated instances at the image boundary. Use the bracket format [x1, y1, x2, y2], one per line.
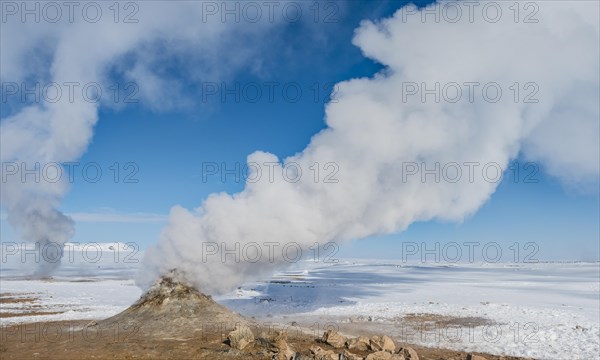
[1, 246, 599, 359]
[1, 1, 599, 360]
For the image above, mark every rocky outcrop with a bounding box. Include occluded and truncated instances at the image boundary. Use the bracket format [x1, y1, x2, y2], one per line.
[273, 347, 296, 360]
[227, 324, 254, 350]
[256, 329, 295, 359]
[310, 345, 339, 360]
[342, 349, 365, 360]
[346, 336, 370, 351]
[370, 335, 395, 353]
[322, 329, 348, 349]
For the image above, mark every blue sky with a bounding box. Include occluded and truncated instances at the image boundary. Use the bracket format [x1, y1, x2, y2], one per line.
[1, 0, 598, 262]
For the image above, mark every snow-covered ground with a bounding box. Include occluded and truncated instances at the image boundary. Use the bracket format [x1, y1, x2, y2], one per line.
[0, 242, 142, 325]
[220, 261, 600, 360]
[1, 247, 598, 359]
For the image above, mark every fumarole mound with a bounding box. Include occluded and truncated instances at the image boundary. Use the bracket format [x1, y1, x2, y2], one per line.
[99, 271, 248, 338]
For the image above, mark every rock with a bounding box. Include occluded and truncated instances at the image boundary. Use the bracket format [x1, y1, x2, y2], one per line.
[323, 329, 348, 348]
[466, 355, 487, 360]
[366, 351, 393, 360]
[342, 349, 365, 360]
[396, 347, 419, 360]
[227, 324, 254, 350]
[381, 336, 396, 352]
[369, 336, 395, 352]
[369, 336, 383, 352]
[381, 335, 396, 354]
[256, 330, 287, 352]
[310, 345, 339, 360]
[346, 336, 370, 351]
[273, 346, 295, 360]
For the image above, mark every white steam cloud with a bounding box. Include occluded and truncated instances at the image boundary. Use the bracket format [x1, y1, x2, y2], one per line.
[139, 1, 599, 294]
[0, 1, 285, 275]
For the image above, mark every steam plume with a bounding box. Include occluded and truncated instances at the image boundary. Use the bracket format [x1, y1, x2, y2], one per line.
[0, 2, 284, 275]
[139, 1, 599, 294]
